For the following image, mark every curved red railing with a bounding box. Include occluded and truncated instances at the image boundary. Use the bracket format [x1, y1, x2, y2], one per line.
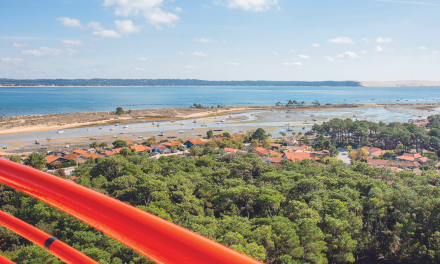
[0, 210, 98, 264]
[0, 254, 15, 264]
[0, 159, 263, 264]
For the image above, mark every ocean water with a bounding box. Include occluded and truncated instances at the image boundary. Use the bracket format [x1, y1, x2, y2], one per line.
[0, 86, 439, 117]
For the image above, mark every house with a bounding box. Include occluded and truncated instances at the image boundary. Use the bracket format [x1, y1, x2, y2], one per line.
[262, 157, 283, 163]
[270, 144, 282, 150]
[160, 141, 182, 148]
[367, 159, 421, 169]
[73, 149, 87, 155]
[64, 153, 87, 163]
[363, 146, 386, 157]
[130, 145, 152, 153]
[45, 155, 66, 165]
[126, 141, 134, 145]
[396, 153, 423, 162]
[254, 147, 279, 158]
[82, 153, 104, 159]
[104, 150, 116, 156]
[112, 148, 122, 154]
[185, 139, 202, 148]
[223, 148, 247, 154]
[285, 146, 308, 152]
[284, 138, 298, 146]
[283, 152, 320, 162]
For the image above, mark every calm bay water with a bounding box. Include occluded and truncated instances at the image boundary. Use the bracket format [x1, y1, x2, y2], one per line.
[0, 86, 439, 117]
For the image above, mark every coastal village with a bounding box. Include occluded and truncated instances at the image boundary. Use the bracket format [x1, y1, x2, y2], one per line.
[4, 114, 440, 185]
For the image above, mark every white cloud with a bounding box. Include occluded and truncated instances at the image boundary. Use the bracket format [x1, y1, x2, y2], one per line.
[88, 21, 103, 31]
[175, 7, 183, 13]
[56, 17, 82, 28]
[61, 39, 83, 45]
[433, 51, 439, 54]
[299, 55, 310, 59]
[134, 67, 146, 71]
[311, 43, 320, 47]
[223, 40, 227, 44]
[103, 0, 180, 26]
[419, 46, 427, 50]
[361, 50, 368, 54]
[115, 20, 141, 34]
[184, 65, 197, 68]
[179, 52, 208, 57]
[137, 57, 151, 61]
[194, 38, 217, 43]
[273, 52, 278, 55]
[66, 48, 77, 55]
[12, 43, 28, 48]
[92, 29, 121, 38]
[93, 69, 99, 72]
[376, 37, 392, 43]
[337, 51, 360, 59]
[283, 62, 302, 66]
[226, 62, 239, 66]
[360, 38, 369, 42]
[22, 47, 64, 56]
[224, 0, 279, 11]
[85, 49, 96, 52]
[376, 46, 383, 52]
[328, 37, 354, 44]
[289, 49, 296, 53]
[324, 56, 333, 61]
[1, 58, 24, 64]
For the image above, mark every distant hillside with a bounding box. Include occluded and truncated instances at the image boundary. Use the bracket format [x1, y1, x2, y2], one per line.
[0, 79, 361, 87]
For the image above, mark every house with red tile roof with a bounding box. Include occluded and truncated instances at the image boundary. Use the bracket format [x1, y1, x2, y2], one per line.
[263, 157, 283, 163]
[64, 153, 87, 163]
[396, 153, 423, 162]
[126, 141, 134, 145]
[270, 143, 282, 150]
[367, 159, 420, 169]
[283, 152, 320, 162]
[285, 146, 308, 152]
[311, 150, 330, 157]
[73, 149, 87, 155]
[130, 145, 153, 153]
[112, 148, 122, 154]
[45, 155, 64, 164]
[224, 148, 247, 154]
[185, 139, 202, 148]
[82, 153, 104, 159]
[284, 138, 298, 146]
[104, 150, 116, 156]
[363, 146, 386, 157]
[160, 141, 182, 148]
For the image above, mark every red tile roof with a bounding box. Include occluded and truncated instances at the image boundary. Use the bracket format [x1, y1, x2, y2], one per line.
[73, 149, 87, 155]
[284, 152, 319, 162]
[45, 155, 60, 164]
[126, 141, 134, 145]
[64, 153, 80, 161]
[112, 148, 122, 154]
[265, 157, 283, 163]
[367, 159, 388, 166]
[83, 153, 104, 159]
[104, 151, 116, 156]
[130, 145, 152, 152]
[396, 153, 422, 161]
[160, 141, 182, 147]
[188, 139, 202, 145]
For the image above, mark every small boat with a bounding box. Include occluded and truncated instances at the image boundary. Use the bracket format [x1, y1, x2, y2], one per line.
[214, 129, 223, 131]
[158, 132, 164, 136]
[180, 123, 185, 125]
[3, 146, 8, 149]
[201, 124, 207, 127]
[90, 137, 98, 140]
[157, 123, 160, 127]
[152, 122, 155, 125]
[193, 119, 197, 123]
[120, 132, 124, 134]
[113, 135, 117, 138]
[87, 129, 91, 131]
[139, 136, 144, 138]
[167, 136, 177, 139]
[57, 130, 64, 134]
[123, 125, 128, 128]
[302, 127, 305, 130]
[99, 127, 102, 129]
[115, 124, 119, 126]
[313, 119, 317, 121]
[179, 131, 184, 133]
[65, 145, 69, 148]
[110, 128, 115, 131]
[197, 133, 202, 136]
[170, 120, 175, 123]
[221, 120, 226, 122]
[35, 140, 40, 145]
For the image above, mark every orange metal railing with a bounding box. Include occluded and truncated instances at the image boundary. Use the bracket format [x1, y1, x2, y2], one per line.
[0, 254, 14, 264]
[0, 210, 98, 264]
[0, 159, 263, 264]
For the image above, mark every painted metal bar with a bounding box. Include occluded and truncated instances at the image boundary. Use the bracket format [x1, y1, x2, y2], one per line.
[0, 210, 98, 264]
[0, 159, 263, 264]
[0, 254, 15, 264]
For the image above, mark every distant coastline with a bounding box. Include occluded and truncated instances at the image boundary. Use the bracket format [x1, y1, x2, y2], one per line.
[0, 79, 361, 87]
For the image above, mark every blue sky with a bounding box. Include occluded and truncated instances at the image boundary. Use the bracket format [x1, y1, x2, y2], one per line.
[0, 0, 439, 81]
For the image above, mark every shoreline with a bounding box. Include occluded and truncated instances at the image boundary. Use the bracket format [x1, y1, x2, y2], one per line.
[0, 102, 439, 136]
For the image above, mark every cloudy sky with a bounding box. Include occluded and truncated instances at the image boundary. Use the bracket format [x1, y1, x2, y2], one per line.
[0, 0, 439, 81]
